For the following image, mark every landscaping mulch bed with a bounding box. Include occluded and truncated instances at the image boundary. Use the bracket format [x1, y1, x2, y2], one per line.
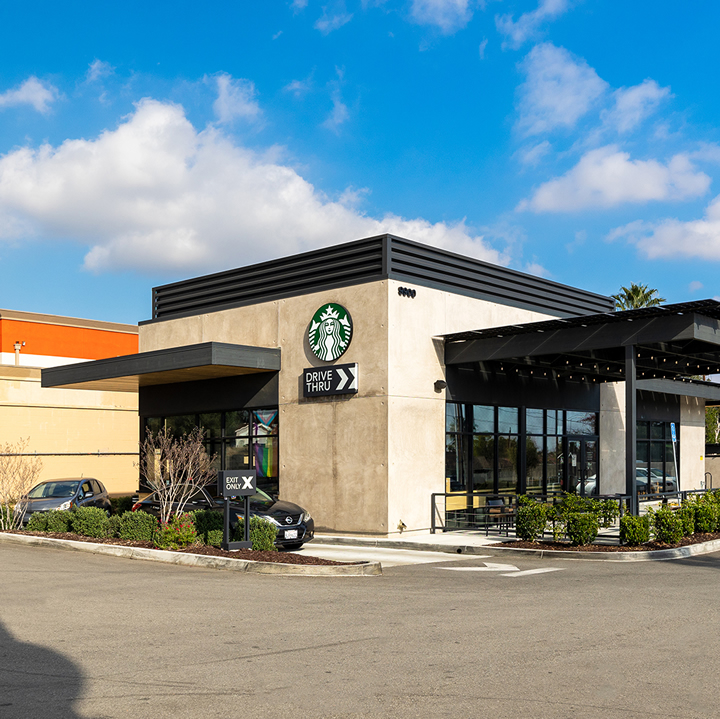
[496, 531, 720, 552]
[2, 530, 353, 566]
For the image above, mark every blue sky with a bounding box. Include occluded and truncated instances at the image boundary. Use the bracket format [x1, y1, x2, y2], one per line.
[1, 0, 720, 323]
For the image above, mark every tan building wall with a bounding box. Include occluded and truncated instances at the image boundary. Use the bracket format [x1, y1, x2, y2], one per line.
[0, 366, 138, 495]
[140, 279, 555, 535]
[599, 383, 625, 495]
[680, 396, 706, 491]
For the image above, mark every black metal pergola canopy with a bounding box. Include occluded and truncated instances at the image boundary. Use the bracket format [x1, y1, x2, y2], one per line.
[41, 342, 281, 393]
[444, 299, 720, 396]
[443, 300, 720, 513]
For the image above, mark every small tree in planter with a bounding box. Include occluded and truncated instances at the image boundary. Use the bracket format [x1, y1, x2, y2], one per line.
[0, 438, 43, 531]
[138, 427, 216, 525]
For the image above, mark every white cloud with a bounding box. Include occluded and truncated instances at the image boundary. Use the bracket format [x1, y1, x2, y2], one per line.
[409, 0, 473, 34]
[292, 0, 308, 9]
[496, 0, 570, 50]
[0, 76, 59, 114]
[478, 38, 488, 59]
[284, 77, 312, 98]
[212, 73, 261, 123]
[689, 280, 704, 292]
[0, 99, 504, 273]
[519, 145, 710, 212]
[314, 3, 353, 34]
[517, 43, 608, 136]
[609, 195, 720, 261]
[322, 91, 349, 132]
[86, 60, 115, 83]
[602, 79, 671, 133]
[517, 140, 551, 166]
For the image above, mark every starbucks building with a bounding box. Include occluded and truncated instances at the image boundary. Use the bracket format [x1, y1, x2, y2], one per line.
[43, 234, 720, 534]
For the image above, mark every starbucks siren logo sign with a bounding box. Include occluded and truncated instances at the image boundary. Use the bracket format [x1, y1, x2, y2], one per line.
[309, 303, 353, 362]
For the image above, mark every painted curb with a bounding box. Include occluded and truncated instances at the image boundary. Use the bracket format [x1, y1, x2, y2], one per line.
[0, 532, 382, 576]
[310, 535, 720, 562]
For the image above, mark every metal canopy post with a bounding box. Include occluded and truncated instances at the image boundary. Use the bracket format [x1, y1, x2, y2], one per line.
[625, 345, 638, 515]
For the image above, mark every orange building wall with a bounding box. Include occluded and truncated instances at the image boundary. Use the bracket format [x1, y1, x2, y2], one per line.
[0, 319, 137, 360]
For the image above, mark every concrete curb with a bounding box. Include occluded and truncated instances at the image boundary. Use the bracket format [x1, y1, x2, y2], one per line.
[311, 535, 720, 562]
[0, 532, 382, 576]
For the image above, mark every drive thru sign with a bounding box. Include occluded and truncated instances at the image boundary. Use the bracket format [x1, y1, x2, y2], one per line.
[218, 470, 256, 550]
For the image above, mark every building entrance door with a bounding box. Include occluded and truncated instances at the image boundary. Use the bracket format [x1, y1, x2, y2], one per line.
[566, 437, 598, 495]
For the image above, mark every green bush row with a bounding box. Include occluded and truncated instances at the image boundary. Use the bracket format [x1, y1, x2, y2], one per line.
[24, 507, 277, 551]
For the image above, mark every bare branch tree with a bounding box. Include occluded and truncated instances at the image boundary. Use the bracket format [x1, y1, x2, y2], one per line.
[139, 426, 216, 524]
[0, 438, 43, 531]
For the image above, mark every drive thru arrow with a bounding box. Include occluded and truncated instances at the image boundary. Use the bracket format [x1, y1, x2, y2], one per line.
[336, 368, 348, 390]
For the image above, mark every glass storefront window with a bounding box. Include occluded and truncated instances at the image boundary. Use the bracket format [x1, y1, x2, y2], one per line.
[546, 410, 561, 435]
[636, 421, 680, 493]
[225, 437, 250, 470]
[199, 413, 221, 439]
[472, 435, 494, 493]
[651, 421, 664, 440]
[547, 437, 562, 494]
[253, 410, 278, 436]
[497, 435, 518, 492]
[526, 408, 544, 435]
[165, 414, 196, 437]
[498, 407, 519, 434]
[445, 434, 466, 493]
[254, 435, 278, 478]
[446, 403, 465, 434]
[566, 411, 597, 435]
[225, 410, 250, 438]
[472, 405, 494, 434]
[144, 417, 163, 437]
[525, 436, 543, 493]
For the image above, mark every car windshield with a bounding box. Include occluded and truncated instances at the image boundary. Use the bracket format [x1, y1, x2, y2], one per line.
[210, 487, 275, 509]
[28, 481, 79, 499]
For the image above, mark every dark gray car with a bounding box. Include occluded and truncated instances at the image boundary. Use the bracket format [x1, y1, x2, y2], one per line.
[16, 478, 112, 525]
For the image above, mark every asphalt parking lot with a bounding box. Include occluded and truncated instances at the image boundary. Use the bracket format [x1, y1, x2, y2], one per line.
[2, 542, 720, 719]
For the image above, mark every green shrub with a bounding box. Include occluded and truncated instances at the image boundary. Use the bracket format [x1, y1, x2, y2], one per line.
[694, 503, 718, 533]
[154, 512, 197, 550]
[110, 496, 134, 515]
[566, 512, 599, 546]
[191, 509, 223, 544]
[677, 504, 695, 536]
[25, 512, 48, 532]
[515, 501, 547, 542]
[118, 511, 158, 542]
[619, 514, 650, 546]
[107, 514, 122, 538]
[71, 506, 110, 538]
[234, 516, 278, 551]
[598, 499, 620, 528]
[206, 529, 224, 547]
[651, 506, 683, 544]
[45, 510, 73, 533]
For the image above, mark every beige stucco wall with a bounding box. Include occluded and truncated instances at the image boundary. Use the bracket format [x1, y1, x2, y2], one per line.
[0, 366, 138, 495]
[599, 382, 625, 495]
[140, 279, 555, 535]
[680, 396, 706, 491]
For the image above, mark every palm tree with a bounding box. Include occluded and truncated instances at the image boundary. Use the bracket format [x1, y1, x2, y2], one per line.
[612, 283, 666, 310]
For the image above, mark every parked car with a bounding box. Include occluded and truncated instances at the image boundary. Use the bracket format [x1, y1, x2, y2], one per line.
[131, 486, 314, 550]
[576, 471, 677, 496]
[15, 478, 112, 525]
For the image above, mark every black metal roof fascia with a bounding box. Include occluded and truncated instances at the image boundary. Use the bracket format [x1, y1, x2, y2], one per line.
[388, 237, 612, 315]
[637, 378, 720, 403]
[445, 313, 702, 365]
[41, 342, 281, 388]
[146, 233, 614, 323]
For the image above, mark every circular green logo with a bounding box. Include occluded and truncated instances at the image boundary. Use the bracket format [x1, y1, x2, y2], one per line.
[308, 303, 353, 362]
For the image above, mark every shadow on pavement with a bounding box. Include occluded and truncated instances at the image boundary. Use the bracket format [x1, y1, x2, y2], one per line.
[0, 620, 85, 718]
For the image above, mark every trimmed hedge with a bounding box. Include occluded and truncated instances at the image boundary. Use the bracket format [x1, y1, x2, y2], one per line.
[566, 512, 599, 546]
[118, 511, 158, 542]
[25, 512, 49, 532]
[154, 513, 197, 550]
[46, 510, 73, 533]
[191, 509, 223, 544]
[694, 503, 718, 533]
[651, 506, 683, 545]
[110, 496, 134, 516]
[234, 516, 278, 551]
[619, 514, 650, 546]
[71, 506, 110, 538]
[516, 501, 547, 542]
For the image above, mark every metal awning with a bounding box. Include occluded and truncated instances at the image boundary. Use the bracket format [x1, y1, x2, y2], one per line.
[41, 342, 281, 393]
[444, 299, 720, 403]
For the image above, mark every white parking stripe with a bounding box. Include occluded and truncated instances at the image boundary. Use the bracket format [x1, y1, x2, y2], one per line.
[440, 562, 518, 572]
[500, 568, 564, 577]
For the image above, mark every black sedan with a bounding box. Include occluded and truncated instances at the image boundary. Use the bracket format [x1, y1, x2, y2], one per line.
[131, 486, 314, 550]
[16, 478, 112, 525]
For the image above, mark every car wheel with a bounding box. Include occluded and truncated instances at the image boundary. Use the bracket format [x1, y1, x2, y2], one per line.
[281, 542, 304, 551]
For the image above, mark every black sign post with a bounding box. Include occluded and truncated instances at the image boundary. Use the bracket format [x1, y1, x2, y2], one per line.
[302, 363, 358, 398]
[218, 469, 257, 550]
